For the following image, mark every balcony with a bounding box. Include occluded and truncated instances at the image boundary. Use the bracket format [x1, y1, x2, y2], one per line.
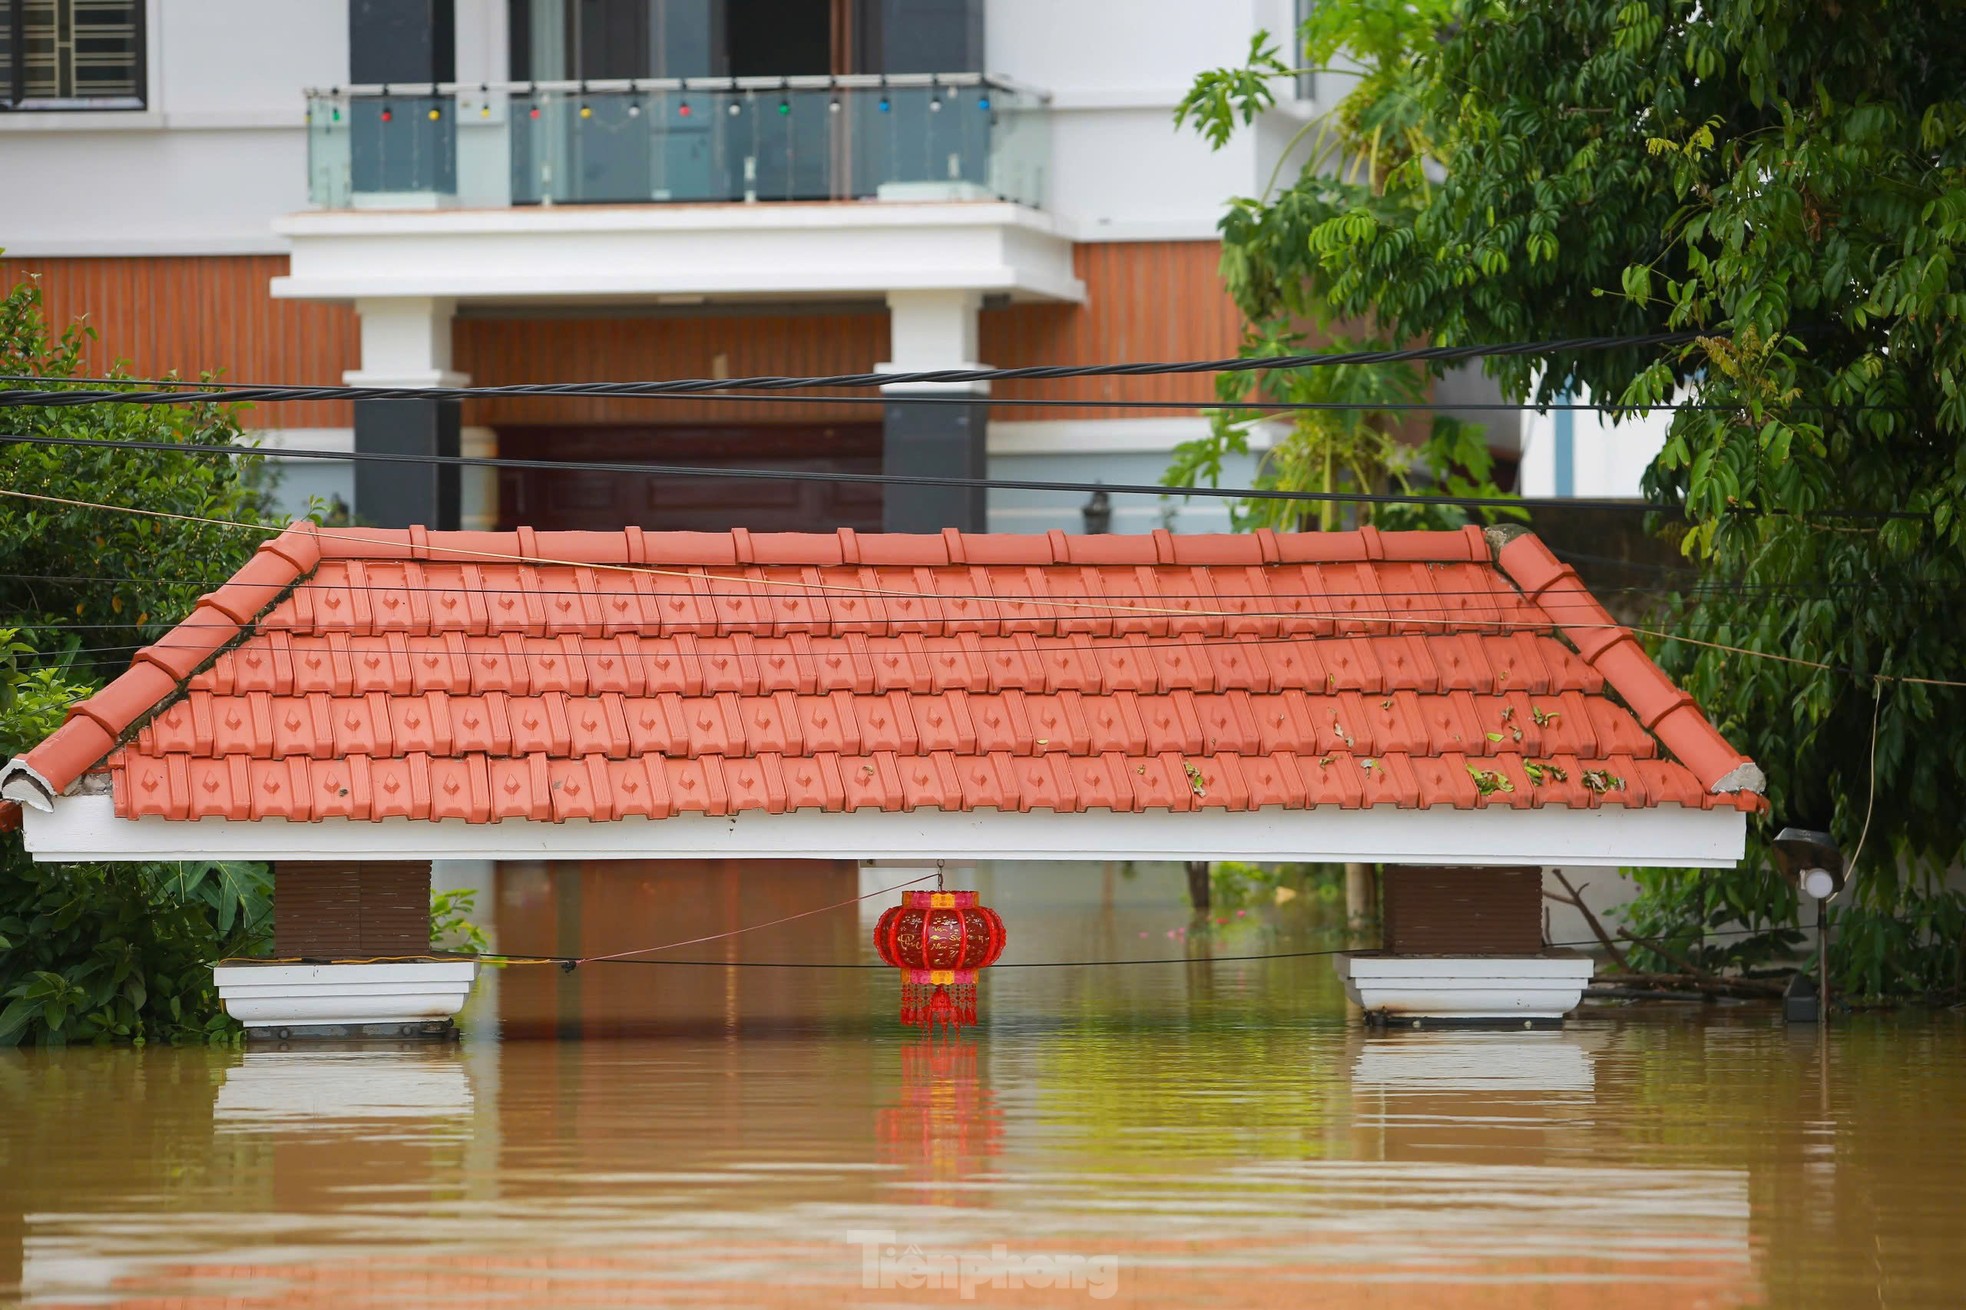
[304, 75, 1050, 211]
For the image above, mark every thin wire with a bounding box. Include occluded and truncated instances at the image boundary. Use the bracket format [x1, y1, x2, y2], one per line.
[0, 428, 1927, 519]
[579, 869, 939, 964]
[0, 486, 1613, 626]
[224, 922, 1843, 972]
[0, 570, 1935, 607]
[7, 485, 1965, 687]
[0, 332, 1702, 409]
[0, 372, 1822, 416]
[0, 429, 1674, 515]
[1841, 678, 1886, 889]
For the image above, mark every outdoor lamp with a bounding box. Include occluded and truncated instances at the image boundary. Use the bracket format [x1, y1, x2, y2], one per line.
[1081, 487, 1112, 534]
[1773, 826, 1845, 1026]
[1772, 827, 1845, 901]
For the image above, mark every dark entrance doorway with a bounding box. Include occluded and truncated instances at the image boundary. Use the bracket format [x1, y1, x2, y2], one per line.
[495, 424, 883, 533]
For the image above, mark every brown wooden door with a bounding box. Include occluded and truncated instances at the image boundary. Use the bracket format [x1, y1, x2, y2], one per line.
[496, 423, 883, 533]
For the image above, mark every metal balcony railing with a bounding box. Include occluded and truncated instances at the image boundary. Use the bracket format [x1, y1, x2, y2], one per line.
[304, 74, 1049, 210]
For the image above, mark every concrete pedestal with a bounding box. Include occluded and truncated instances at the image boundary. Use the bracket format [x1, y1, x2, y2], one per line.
[1335, 951, 1594, 1026]
[214, 960, 478, 1041]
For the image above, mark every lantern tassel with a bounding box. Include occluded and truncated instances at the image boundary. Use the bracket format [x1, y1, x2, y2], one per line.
[900, 981, 978, 1031]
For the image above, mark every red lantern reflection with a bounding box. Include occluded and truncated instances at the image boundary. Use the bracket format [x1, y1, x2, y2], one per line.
[873, 890, 1007, 1031]
[876, 1038, 1004, 1202]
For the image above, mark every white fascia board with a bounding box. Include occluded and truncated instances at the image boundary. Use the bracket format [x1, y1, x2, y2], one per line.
[1, 235, 292, 257]
[22, 794, 1746, 867]
[989, 418, 1212, 455]
[271, 203, 1085, 305]
[247, 427, 355, 455]
[988, 418, 1285, 456]
[1063, 218, 1227, 242]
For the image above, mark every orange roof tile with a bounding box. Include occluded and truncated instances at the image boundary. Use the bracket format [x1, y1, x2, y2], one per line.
[1, 523, 1765, 823]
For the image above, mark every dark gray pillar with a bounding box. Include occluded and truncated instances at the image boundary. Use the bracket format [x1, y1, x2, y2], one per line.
[354, 399, 461, 530]
[882, 395, 987, 532]
[349, 0, 455, 84]
[348, 2, 457, 196]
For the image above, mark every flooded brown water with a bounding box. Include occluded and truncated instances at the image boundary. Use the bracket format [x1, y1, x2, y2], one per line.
[3, 862, 1964, 1308]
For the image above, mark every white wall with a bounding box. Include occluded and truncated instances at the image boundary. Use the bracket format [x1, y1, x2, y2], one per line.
[990, 0, 1305, 239]
[1518, 383, 1676, 500]
[2, 0, 1306, 253]
[0, 0, 345, 254]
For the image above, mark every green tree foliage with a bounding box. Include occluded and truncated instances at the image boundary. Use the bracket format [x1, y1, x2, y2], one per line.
[1177, 2, 1966, 997]
[0, 270, 273, 683]
[1, 270, 276, 1043]
[429, 887, 492, 956]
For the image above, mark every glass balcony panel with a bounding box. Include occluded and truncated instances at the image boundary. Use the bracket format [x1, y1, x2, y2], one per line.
[313, 79, 1048, 210]
[987, 85, 1050, 210]
[455, 88, 514, 207]
[348, 94, 457, 201]
[305, 93, 353, 209]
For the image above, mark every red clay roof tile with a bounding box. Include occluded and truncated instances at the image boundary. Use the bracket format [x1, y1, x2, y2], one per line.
[0, 524, 1762, 821]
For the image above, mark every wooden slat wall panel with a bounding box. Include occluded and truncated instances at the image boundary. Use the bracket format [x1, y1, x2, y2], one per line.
[1381, 866, 1545, 955]
[0, 256, 359, 429]
[455, 311, 892, 426]
[981, 240, 1248, 420]
[272, 864, 362, 958]
[2, 240, 1247, 434]
[358, 862, 436, 955]
[457, 242, 1250, 425]
[274, 861, 432, 958]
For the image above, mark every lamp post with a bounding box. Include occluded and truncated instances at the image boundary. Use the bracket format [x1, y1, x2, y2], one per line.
[1772, 827, 1846, 1026]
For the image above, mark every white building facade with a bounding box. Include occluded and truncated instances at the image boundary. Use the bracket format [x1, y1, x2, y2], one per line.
[0, 0, 1371, 536]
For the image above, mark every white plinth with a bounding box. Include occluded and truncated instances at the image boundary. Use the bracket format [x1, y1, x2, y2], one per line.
[213, 960, 478, 1032]
[1335, 952, 1594, 1021]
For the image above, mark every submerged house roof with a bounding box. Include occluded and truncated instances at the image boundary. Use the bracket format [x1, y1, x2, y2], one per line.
[1, 523, 1763, 866]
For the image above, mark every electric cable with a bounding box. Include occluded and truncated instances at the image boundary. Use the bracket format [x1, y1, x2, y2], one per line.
[0, 428, 1670, 515]
[0, 331, 1703, 409]
[213, 921, 1868, 973]
[6, 486, 1963, 686]
[2, 375, 1878, 418]
[0, 371, 1795, 414]
[0, 428, 1925, 519]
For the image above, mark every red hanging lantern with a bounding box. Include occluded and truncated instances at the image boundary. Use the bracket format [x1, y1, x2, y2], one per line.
[874, 890, 1006, 1031]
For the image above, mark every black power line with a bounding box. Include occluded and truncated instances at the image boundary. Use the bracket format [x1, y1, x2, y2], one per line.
[0, 375, 1791, 416]
[0, 429, 1658, 514]
[0, 429, 1918, 519]
[0, 333, 1701, 410]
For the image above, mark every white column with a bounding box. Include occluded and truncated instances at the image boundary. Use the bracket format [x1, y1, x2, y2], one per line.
[877, 289, 989, 395]
[345, 297, 470, 389]
[459, 427, 500, 531]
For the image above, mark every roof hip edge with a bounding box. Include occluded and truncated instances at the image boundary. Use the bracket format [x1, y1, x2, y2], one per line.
[307, 527, 1511, 569]
[4, 520, 323, 799]
[1493, 530, 1763, 796]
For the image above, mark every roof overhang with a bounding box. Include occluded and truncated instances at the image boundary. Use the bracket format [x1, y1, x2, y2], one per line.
[270, 202, 1085, 306]
[19, 793, 1746, 867]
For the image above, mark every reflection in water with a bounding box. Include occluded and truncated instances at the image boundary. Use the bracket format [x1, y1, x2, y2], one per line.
[214, 1049, 476, 1125]
[875, 1039, 1004, 1206]
[1341, 1029, 1749, 1305]
[1, 862, 1962, 1307]
[1352, 1029, 1598, 1092]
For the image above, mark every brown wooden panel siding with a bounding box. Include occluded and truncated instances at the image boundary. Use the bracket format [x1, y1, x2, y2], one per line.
[0, 256, 359, 429]
[273, 864, 362, 959]
[454, 310, 892, 427]
[457, 242, 1249, 425]
[274, 860, 433, 958]
[1380, 866, 1545, 956]
[981, 240, 1247, 420]
[0, 241, 1245, 436]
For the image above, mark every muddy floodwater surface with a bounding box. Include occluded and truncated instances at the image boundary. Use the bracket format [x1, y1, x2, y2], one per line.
[2, 862, 1962, 1307]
